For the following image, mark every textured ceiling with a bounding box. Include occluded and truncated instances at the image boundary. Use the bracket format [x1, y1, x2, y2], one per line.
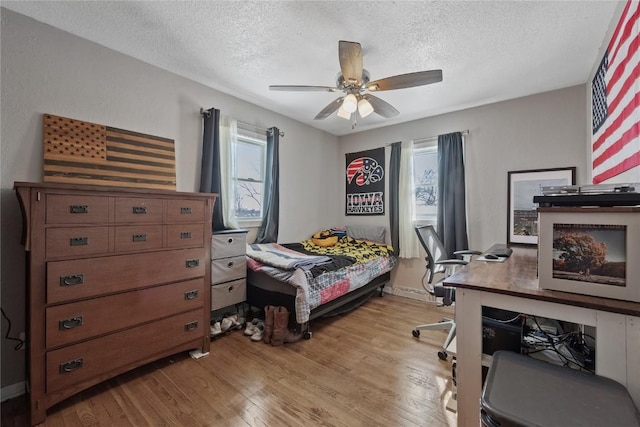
[2, 1, 621, 136]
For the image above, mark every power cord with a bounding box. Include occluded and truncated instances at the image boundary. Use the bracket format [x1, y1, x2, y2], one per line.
[524, 316, 594, 373]
[1, 307, 25, 351]
[482, 313, 523, 324]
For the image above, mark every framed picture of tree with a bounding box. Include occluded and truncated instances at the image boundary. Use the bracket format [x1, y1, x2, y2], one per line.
[537, 208, 640, 302]
[507, 167, 576, 245]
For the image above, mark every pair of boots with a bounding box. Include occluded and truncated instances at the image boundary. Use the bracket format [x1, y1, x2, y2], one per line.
[263, 305, 302, 345]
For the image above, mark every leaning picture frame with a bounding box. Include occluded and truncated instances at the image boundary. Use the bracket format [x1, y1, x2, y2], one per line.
[507, 167, 576, 245]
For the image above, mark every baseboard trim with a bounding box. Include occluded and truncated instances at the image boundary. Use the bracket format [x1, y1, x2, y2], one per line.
[385, 286, 433, 302]
[1, 381, 25, 402]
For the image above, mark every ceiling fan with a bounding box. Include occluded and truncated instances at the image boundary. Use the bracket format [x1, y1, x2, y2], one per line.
[269, 40, 443, 127]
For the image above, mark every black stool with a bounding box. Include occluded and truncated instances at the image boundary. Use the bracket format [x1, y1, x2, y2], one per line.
[481, 350, 640, 427]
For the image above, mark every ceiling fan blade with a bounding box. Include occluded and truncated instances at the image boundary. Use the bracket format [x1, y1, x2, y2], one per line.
[339, 41, 363, 84]
[314, 97, 344, 120]
[269, 85, 339, 92]
[362, 94, 399, 118]
[366, 70, 443, 91]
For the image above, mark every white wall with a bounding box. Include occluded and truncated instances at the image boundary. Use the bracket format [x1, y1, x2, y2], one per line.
[0, 9, 341, 392]
[339, 85, 589, 294]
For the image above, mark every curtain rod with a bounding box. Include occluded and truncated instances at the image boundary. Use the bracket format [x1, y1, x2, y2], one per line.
[385, 129, 469, 146]
[200, 108, 284, 137]
[412, 129, 469, 145]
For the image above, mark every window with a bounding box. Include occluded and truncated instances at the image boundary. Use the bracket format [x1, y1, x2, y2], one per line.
[232, 130, 266, 223]
[412, 142, 438, 221]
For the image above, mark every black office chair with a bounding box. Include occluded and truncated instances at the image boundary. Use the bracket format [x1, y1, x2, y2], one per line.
[411, 225, 480, 360]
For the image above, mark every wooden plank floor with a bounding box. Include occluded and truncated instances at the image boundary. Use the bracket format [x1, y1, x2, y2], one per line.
[2, 294, 457, 427]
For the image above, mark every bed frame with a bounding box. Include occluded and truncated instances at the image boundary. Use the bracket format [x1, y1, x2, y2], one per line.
[246, 270, 391, 338]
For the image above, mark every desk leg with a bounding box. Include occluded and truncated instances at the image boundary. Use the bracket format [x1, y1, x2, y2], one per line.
[455, 288, 483, 427]
[626, 316, 640, 408]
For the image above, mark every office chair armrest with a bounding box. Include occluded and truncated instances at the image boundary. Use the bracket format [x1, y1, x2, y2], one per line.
[434, 259, 468, 266]
[453, 250, 481, 262]
[454, 250, 482, 256]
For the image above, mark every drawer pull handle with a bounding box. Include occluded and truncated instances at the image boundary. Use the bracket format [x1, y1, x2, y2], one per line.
[186, 259, 200, 268]
[69, 205, 89, 214]
[60, 358, 84, 373]
[227, 238, 233, 244]
[227, 261, 234, 268]
[132, 233, 147, 242]
[70, 237, 88, 246]
[180, 207, 192, 214]
[228, 286, 234, 292]
[180, 232, 192, 239]
[132, 206, 147, 214]
[184, 321, 198, 332]
[60, 274, 84, 286]
[184, 289, 199, 300]
[59, 316, 83, 330]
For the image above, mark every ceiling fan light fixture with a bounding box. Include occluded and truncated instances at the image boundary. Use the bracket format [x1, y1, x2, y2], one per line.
[342, 94, 358, 113]
[337, 104, 351, 120]
[269, 41, 443, 127]
[357, 98, 374, 118]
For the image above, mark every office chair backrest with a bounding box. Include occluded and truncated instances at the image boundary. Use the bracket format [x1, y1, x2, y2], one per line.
[415, 225, 447, 284]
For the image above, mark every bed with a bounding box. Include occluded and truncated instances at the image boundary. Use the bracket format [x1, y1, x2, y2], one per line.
[245, 228, 397, 337]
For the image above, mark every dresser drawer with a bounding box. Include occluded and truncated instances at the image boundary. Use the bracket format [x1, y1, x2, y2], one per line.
[115, 197, 163, 223]
[46, 309, 204, 393]
[47, 248, 206, 304]
[46, 278, 204, 348]
[114, 225, 163, 252]
[46, 194, 110, 224]
[167, 223, 204, 248]
[211, 279, 246, 310]
[211, 232, 246, 258]
[46, 227, 109, 259]
[166, 199, 205, 222]
[211, 255, 246, 285]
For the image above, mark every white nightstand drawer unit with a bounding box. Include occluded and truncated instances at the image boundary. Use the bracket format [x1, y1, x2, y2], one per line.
[211, 255, 246, 284]
[211, 279, 247, 311]
[211, 233, 246, 259]
[210, 230, 248, 311]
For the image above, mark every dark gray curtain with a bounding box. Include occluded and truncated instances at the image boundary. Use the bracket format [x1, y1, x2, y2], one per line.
[199, 108, 226, 231]
[437, 132, 469, 257]
[389, 142, 401, 254]
[254, 127, 280, 243]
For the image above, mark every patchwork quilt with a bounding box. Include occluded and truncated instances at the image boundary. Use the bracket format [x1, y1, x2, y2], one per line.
[246, 237, 397, 323]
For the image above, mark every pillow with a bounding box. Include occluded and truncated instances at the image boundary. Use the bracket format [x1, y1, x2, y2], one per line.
[345, 225, 386, 244]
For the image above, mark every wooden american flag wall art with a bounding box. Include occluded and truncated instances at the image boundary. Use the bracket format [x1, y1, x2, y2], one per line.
[43, 114, 176, 190]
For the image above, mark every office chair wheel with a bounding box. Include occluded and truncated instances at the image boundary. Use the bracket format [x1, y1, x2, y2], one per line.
[438, 350, 448, 361]
[412, 329, 420, 338]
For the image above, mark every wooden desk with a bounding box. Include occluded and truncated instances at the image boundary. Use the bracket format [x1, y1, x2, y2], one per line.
[445, 246, 640, 427]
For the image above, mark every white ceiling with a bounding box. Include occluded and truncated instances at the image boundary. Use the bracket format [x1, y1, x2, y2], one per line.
[2, 1, 621, 136]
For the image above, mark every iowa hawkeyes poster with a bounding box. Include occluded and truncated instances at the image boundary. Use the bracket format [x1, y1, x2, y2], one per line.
[345, 148, 385, 215]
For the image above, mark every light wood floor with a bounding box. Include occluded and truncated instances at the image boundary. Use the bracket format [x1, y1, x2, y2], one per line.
[2, 294, 457, 427]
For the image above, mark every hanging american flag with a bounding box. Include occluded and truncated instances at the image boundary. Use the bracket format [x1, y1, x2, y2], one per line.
[591, 0, 640, 184]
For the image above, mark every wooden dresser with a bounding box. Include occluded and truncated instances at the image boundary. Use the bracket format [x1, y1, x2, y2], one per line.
[14, 182, 216, 426]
